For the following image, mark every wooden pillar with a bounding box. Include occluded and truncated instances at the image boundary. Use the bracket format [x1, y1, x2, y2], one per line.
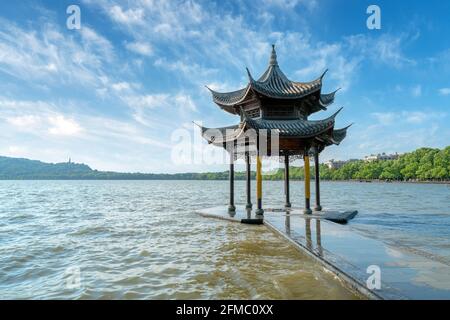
[255, 155, 264, 215]
[245, 153, 252, 209]
[314, 151, 322, 211]
[303, 151, 312, 214]
[284, 154, 291, 208]
[228, 152, 236, 212]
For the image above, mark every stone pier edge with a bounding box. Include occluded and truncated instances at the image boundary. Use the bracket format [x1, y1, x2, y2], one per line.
[263, 220, 384, 300]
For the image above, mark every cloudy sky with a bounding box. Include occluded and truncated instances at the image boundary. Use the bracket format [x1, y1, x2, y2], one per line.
[0, 0, 449, 173]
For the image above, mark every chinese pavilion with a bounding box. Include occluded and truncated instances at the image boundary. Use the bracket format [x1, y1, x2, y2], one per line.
[198, 45, 351, 216]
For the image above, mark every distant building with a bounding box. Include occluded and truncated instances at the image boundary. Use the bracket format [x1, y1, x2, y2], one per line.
[364, 152, 399, 162]
[324, 158, 359, 169]
[325, 159, 347, 169]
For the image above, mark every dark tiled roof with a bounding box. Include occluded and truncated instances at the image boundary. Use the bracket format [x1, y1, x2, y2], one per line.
[206, 86, 249, 106]
[330, 124, 352, 145]
[243, 108, 342, 137]
[247, 66, 323, 100]
[199, 108, 346, 146]
[320, 89, 340, 107]
[197, 123, 244, 144]
[207, 45, 327, 107]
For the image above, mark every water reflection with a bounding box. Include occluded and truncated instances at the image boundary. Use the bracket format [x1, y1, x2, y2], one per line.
[284, 214, 323, 257]
[285, 214, 291, 236]
[305, 218, 312, 250]
[316, 220, 323, 256]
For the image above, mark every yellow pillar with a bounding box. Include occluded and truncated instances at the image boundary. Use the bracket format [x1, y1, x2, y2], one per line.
[304, 154, 312, 214]
[256, 156, 264, 215]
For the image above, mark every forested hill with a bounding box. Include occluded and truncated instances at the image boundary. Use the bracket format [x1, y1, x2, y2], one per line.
[0, 146, 449, 181]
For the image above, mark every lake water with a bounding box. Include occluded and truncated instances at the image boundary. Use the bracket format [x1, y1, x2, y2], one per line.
[0, 180, 449, 299]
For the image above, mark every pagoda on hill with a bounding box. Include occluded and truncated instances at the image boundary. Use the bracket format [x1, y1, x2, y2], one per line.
[198, 45, 351, 216]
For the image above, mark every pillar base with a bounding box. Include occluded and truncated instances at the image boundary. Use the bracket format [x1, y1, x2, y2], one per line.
[228, 205, 236, 212]
[255, 208, 264, 216]
[245, 203, 253, 209]
[303, 208, 312, 215]
[285, 202, 292, 208]
[314, 205, 322, 212]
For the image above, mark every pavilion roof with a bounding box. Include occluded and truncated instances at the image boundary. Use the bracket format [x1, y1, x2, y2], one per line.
[206, 45, 338, 109]
[198, 107, 348, 145]
[319, 124, 352, 146]
[243, 107, 342, 137]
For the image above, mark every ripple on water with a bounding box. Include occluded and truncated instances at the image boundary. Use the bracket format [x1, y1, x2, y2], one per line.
[5, 180, 447, 299]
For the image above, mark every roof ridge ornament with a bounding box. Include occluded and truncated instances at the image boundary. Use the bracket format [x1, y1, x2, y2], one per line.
[269, 44, 278, 66]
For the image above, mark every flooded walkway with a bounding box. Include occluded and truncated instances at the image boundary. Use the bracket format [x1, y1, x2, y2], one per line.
[197, 206, 450, 300]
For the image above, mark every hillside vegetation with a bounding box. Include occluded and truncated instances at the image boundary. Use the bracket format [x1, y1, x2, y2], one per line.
[0, 146, 448, 181]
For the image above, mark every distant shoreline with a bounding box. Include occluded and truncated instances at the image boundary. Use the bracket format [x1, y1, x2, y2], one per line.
[0, 178, 449, 185]
[1, 146, 449, 182]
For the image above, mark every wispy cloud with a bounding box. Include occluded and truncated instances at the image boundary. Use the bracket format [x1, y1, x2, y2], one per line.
[48, 115, 82, 136]
[125, 41, 153, 56]
[412, 85, 422, 97]
[345, 33, 416, 68]
[109, 5, 145, 25]
[1, 1, 449, 172]
[439, 88, 450, 96]
[0, 19, 115, 90]
[371, 110, 446, 126]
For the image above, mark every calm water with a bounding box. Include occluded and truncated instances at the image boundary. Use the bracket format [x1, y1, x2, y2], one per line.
[0, 180, 449, 299]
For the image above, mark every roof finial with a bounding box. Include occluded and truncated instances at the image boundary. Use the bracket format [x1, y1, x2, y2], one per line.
[269, 44, 277, 66]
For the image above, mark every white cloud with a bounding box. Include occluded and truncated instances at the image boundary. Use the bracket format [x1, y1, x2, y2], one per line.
[6, 115, 41, 129]
[111, 81, 132, 91]
[403, 111, 432, 124]
[48, 115, 82, 136]
[109, 5, 145, 25]
[125, 41, 153, 56]
[120, 92, 198, 126]
[412, 85, 422, 97]
[174, 94, 197, 112]
[371, 110, 446, 126]
[345, 33, 416, 68]
[371, 112, 396, 125]
[80, 26, 115, 62]
[123, 93, 170, 109]
[0, 19, 115, 88]
[0, 96, 173, 171]
[6, 145, 26, 156]
[263, 0, 318, 10]
[439, 88, 450, 95]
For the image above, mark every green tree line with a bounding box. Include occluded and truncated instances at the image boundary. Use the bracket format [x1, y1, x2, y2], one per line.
[263, 146, 450, 181]
[1, 146, 448, 181]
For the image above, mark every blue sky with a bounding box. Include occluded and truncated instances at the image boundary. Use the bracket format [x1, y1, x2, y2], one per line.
[0, 0, 449, 173]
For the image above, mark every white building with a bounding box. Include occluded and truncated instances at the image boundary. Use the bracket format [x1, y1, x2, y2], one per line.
[364, 152, 399, 162]
[325, 159, 347, 169]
